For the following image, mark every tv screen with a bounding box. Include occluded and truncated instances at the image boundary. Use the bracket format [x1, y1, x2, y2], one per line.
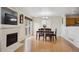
[4, 13, 17, 25]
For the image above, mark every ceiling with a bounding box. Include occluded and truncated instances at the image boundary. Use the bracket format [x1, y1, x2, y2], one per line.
[21, 7, 79, 17]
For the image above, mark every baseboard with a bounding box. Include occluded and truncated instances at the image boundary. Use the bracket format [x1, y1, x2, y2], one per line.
[61, 35, 79, 48]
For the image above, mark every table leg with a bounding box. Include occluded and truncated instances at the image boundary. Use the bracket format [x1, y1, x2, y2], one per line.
[36, 33, 37, 40]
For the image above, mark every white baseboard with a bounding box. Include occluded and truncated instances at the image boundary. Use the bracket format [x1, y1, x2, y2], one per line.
[62, 35, 79, 48]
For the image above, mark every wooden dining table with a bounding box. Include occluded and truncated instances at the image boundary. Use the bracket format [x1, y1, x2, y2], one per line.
[36, 29, 54, 41]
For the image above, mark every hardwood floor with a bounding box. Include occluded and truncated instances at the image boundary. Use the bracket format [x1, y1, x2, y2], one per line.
[15, 40, 25, 52]
[15, 36, 79, 52]
[32, 36, 79, 52]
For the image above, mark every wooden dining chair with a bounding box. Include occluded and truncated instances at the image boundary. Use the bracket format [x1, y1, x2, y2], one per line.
[38, 29, 44, 40]
[45, 29, 57, 41]
[53, 28, 57, 40]
[45, 31, 54, 41]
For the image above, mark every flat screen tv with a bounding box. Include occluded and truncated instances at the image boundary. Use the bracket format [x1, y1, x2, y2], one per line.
[3, 13, 17, 25]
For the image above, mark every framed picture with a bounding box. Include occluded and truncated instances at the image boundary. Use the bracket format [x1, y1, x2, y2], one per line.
[19, 14, 24, 24]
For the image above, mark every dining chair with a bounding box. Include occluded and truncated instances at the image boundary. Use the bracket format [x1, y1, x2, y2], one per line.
[45, 28, 57, 41]
[53, 28, 57, 40]
[38, 28, 44, 40]
[45, 31, 54, 41]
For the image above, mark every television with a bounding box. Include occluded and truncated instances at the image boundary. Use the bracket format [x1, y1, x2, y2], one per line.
[3, 13, 17, 25]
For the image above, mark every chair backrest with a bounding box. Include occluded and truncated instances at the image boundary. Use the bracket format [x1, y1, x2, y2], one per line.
[39, 31, 44, 35]
[38, 28, 44, 31]
[45, 28, 51, 31]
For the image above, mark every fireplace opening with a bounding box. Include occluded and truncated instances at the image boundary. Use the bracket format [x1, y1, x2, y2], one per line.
[6, 33, 18, 47]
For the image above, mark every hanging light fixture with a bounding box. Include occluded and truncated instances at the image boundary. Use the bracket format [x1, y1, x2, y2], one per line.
[42, 16, 48, 19]
[42, 16, 48, 28]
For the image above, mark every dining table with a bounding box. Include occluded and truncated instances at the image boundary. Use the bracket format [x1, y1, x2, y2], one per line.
[36, 28, 54, 41]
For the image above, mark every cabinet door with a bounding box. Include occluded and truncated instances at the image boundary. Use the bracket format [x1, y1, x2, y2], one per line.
[66, 18, 75, 26]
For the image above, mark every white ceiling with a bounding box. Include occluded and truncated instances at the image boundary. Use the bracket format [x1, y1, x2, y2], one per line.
[21, 7, 79, 17]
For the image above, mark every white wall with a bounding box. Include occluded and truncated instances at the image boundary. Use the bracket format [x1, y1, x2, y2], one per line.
[61, 16, 79, 48]
[33, 16, 62, 36]
[0, 7, 1, 51]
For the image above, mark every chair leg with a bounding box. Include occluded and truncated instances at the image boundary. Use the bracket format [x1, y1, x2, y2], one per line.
[50, 37, 52, 41]
[39, 36, 40, 40]
[52, 36, 54, 41]
[45, 36, 47, 41]
[36, 33, 37, 40]
[55, 36, 57, 40]
[43, 36, 44, 40]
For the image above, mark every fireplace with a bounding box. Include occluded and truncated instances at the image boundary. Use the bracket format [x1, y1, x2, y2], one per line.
[6, 33, 18, 47]
[1, 28, 19, 51]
